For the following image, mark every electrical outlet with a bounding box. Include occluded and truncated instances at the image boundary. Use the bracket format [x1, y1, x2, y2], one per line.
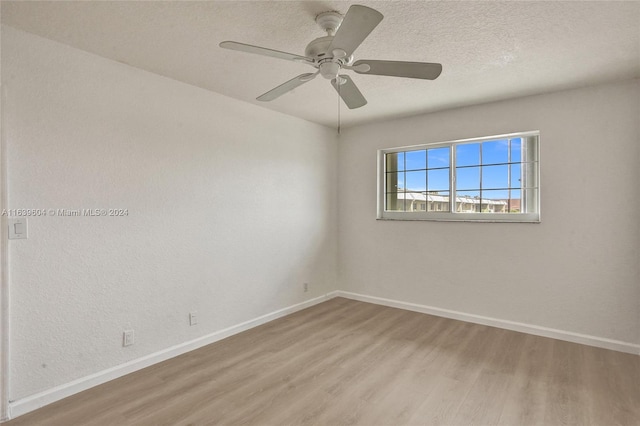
[123, 330, 134, 347]
[303, 282, 309, 292]
[189, 312, 198, 326]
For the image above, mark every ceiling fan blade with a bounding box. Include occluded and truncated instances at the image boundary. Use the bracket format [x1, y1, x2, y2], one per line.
[328, 5, 383, 57]
[331, 75, 367, 109]
[220, 41, 313, 64]
[349, 59, 442, 80]
[257, 73, 317, 102]
[353, 60, 443, 80]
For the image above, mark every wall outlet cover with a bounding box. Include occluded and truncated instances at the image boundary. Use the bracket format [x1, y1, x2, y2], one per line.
[123, 330, 134, 347]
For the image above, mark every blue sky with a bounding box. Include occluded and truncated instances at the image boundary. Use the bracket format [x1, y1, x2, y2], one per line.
[389, 138, 524, 200]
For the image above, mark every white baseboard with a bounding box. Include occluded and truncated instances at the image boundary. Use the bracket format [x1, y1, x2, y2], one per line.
[335, 291, 640, 355]
[7, 289, 639, 420]
[7, 291, 339, 420]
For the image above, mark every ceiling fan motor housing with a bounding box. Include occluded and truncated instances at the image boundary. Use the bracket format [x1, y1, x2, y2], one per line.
[304, 9, 353, 80]
[304, 36, 334, 59]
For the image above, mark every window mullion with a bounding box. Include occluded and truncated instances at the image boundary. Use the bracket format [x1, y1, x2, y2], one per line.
[522, 138, 529, 213]
[507, 138, 512, 212]
[479, 143, 483, 212]
[425, 150, 428, 212]
[450, 144, 456, 213]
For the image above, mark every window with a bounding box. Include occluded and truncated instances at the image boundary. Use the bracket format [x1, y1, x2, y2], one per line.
[378, 131, 539, 222]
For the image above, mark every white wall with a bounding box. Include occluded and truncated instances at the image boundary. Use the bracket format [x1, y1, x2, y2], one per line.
[1, 26, 338, 402]
[338, 79, 640, 347]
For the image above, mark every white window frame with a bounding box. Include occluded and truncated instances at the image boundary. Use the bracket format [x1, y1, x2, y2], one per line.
[377, 131, 540, 222]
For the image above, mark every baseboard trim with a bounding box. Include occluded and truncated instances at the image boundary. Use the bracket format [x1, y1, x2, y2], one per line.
[7, 291, 339, 420]
[335, 291, 640, 356]
[7, 289, 639, 420]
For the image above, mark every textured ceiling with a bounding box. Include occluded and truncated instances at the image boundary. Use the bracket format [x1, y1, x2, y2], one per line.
[2, 1, 640, 128]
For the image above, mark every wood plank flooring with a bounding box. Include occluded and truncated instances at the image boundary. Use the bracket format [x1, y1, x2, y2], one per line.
[6, 297, 640, 425]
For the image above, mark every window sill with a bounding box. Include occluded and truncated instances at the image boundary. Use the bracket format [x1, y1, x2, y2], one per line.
[377, 212, 540, 223]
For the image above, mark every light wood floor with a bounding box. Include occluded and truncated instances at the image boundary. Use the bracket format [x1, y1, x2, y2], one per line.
[6, 297, 640, 425]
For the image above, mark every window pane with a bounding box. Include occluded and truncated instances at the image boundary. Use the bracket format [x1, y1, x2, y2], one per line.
[456, 143, 480, 166]
[507, 189, 521, 213]
[456, 191, 481, 212]
[456, 166, 480, 190]
[385, 193, 405, 211]
[414, 201, 427, 211]
[481, 190, 510, 213]
[510, 138, 522, 162]
[405, 191, 426, 211]
[427, 192, 450, 212]
[405, 150, 426, 171]
[386, 172, 403, 193]
[428, 168, 449, 192]
[510, 164, 522, 189]
[482, 165, 509, 189]
[405, 170, 426, 191]
[482, 140, 509, 165]
[427, 147, 449, 169]
[386, 152, 404, 172]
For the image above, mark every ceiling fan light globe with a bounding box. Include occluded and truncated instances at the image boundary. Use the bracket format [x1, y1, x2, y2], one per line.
[320, 62, 340, 79]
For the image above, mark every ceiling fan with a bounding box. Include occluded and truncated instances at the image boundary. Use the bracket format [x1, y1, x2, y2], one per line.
[220, 4, 442, 109]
